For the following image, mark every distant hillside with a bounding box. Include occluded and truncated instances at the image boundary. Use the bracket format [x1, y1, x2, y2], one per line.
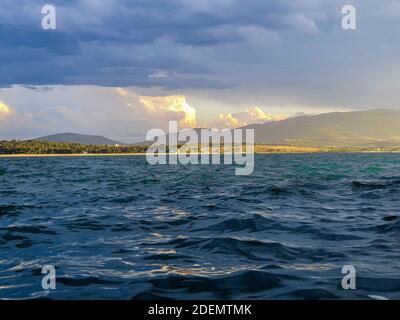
[35, 110, 400, 148]
[36, 133, 124, 145]
[135, 128, 210, 146]
[244, 109, 400, 147]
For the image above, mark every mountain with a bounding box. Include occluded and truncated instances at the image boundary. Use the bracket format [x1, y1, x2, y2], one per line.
[243, 109, 400, 147]
[36, 110, 400, 148]
[135, 128, 210, 146]
[35, 133, 124, 145]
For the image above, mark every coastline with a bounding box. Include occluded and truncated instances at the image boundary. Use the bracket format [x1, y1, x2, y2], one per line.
[0, 153, 148, 158]
[1, 151, 399, 158]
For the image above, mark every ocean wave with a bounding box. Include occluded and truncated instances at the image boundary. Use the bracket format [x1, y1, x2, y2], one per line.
[2, 154, 400, 299]
[132, 270, 281, 299]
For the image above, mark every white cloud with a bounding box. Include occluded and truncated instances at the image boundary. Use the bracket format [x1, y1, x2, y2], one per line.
[116, 88, 197, 129]
[212, 106, 287, 129]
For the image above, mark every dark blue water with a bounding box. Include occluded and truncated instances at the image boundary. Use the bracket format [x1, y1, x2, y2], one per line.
[1, 153, 400, 300]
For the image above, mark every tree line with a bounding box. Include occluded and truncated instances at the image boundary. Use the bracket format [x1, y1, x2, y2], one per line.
[0, 140, 149, 154]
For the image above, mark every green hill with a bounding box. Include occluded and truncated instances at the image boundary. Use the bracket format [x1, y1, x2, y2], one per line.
[36, 133, 124, 146]
[244, 109, 400, 147]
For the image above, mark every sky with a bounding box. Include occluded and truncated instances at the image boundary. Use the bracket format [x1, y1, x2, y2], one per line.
[0, 0, 400, 142]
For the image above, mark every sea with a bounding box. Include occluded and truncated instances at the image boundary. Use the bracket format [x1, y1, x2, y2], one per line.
[1, 153, 400, 299]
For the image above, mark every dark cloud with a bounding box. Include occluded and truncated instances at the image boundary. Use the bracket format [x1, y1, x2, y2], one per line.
[0, 0, 400, 111]
[0, 0, 336, 88]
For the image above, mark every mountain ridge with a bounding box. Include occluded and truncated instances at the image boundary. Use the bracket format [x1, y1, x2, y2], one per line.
[242, 109, 400, 147]
[34, 109, 400, 147]
[35, 133, 124, 146]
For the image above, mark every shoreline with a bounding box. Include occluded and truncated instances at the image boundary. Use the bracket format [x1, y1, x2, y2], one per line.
[1, 151, 400, 158]
[0, 153, 148, 158]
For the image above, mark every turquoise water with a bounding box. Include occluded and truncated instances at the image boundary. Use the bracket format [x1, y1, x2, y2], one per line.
[1, 153, 400, 299]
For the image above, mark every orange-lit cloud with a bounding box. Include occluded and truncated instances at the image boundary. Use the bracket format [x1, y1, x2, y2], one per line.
[116, 89, 289, 130]
[139, 95, 196, 128]
[212, 106, 287, 129]
[0, 102, 14, 120]
[116, 88, 197, 128]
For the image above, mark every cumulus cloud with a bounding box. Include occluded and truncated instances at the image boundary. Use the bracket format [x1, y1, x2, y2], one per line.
[212, 107, 287, 129]
[0, 102, 14, 120]
[116, 88, 197, 129]
[117, 88, 289, 130]
[116, 87, 291, 130]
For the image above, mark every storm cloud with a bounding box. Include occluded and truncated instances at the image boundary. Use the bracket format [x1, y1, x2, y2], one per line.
[1, 0, 400, 140]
